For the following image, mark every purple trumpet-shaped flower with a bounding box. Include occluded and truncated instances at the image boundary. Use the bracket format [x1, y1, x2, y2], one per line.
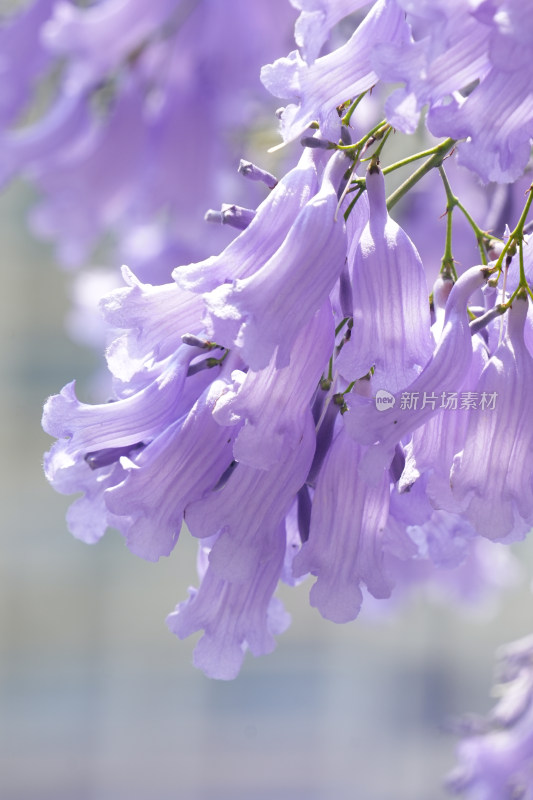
[337, 163, 434, 391]
[100, 266, 205, 383]
[374, 0, 533, 182]
[293, 422, 392, 623]
[429, 65, 533, 184]
[184, 412, 316, 584]
[447, 633, 533, 799]
[213, 301, 334, 470]
[43, 446, 127, 545]
[167, 414, 316, 678]
[167, 528, 291, 681]
[261, 0, 410, 143]
[450, 296, 533, 541]
[104, 377, 239, 561]
[344, 265, 490, 482]
[200, 151, 348, 370]
[174, 146, 321, 293]
[42, 345, 197, 458]
[401, 334, 489, 510]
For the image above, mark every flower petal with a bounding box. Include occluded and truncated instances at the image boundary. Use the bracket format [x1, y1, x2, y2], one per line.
[213, 301, 334, 469]
[294, 423, 392, 622]
[344, 265, 490, 481]
[337, 164, 434, 390]
[261, 0, 410, 143]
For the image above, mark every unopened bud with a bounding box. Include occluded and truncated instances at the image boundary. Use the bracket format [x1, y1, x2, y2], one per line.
[238, 160, 277, 189]
[300, 136, 332, 149]
[205, 204, 256, 230]
[204, 209, 223, 224]
[221, 203, 255, 229]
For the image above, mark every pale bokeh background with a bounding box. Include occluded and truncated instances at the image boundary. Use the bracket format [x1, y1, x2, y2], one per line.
[1, 178, 533, 800]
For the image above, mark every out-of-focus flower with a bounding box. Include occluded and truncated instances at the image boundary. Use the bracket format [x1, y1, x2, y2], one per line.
[447, 634, 533, 799]
[1, 0, 297, 274]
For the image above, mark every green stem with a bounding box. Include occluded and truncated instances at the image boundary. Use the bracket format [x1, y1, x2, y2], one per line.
[492, 183, 533, 277]
[516, 231, 533, 302]
[343, 185, 365, 222]
[383, 143, 453, 175]
[341, 89, 372, 127]
[362, 125, 393, 163]
[385, 138, 456, 211]
[335, 316, 350, 336]
[438, 166, 457, 280]
[336, 118, 388, 154]
[519, 236, 527, 288]
[456, 200, 489, 265]
[345, 140, 458, 195]
[436, 167, 489, 265]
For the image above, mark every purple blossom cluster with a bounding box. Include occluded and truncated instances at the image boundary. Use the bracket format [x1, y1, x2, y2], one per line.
[266, 0, 533, 182]
[0, 0, 296, 278]
[42, 151, 533, 679]
[39, 0, 533, 695]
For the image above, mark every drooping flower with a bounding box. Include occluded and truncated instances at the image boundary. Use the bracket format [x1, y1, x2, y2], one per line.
[344, 265, 490, 482]
[100, 265, 205, 383]
[212, 300, 334, 470]
[167, 413, 316, 679]
[174, 146, 322, 293]
[198, 151, 349, 370]
[37, 0, 533, 684]
[373, 0, 491, 136]
[336, 163, 434, 391]
[293, 421, 392, 623]
[450, 295, 533, 542]
[167, 529, 291, 681]
[104, 376, 240, 561]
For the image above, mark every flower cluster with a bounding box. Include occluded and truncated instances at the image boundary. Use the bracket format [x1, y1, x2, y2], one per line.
[0, 0, 296, 277]
[265, 0, 533, 182]
[41, 0, 533, 686]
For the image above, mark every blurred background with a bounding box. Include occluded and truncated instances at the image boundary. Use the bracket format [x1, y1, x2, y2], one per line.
[1, 1, 533, 798]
